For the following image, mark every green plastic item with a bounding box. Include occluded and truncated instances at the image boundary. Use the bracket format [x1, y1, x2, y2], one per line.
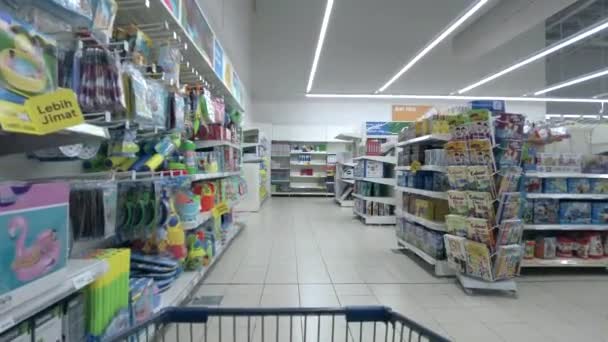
[230, 110, 242, 125]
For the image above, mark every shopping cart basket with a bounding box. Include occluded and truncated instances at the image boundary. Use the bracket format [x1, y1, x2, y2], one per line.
[106, 306, 450, 342]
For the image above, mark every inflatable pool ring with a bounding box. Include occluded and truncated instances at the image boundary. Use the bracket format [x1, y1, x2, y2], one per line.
[0, 47, 46, 94]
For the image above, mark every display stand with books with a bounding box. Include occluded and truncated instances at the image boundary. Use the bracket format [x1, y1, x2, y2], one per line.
[353, 155, 397, 225]
[443, 110, 526, 295]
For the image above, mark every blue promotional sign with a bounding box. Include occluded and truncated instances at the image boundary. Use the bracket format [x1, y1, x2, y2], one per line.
[366, 121, 411, 136]
[213, 39, 224, 78]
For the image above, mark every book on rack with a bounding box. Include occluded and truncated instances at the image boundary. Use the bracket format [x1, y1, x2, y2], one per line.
[466, 165, 495, 195]
[447, 166, 468, 190]
[495, 139, 523, 170]
[493, 245, 523, 281]
[466, 217, 495, 248]
[469, 139, 496, 171]
[444, 235, 467, 273]
[445, 214, 468, 237]
[464, 240, 494, 281]
[496, 192, 522, 223]
[445, 140, 469, 165]
[447, 190, 470, 216]
[468, 109, 493, 142]
[494, 113, 525, 141]
[496, 219, 523, 246]
[467, 191, 496, 224]
[496, 166, 522, 197]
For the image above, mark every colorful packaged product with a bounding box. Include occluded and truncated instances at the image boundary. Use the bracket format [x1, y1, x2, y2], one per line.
[557, 236, 575, 257]
[590, 178, 608, 194]
[444, 235, 467, 273]
[534, 237, 556, 259]
[587, 233, 604, 259]
[543, 178, 567, 193]
[0, 182, 69, 301]
[464, 240, 493, 281]
[433, 200, 450, 222]
[445, 214, 468, 237]
[567, 178, 591, 194]
[522, 198, 534, 224]
[524, 240, 535, 259]
[493, 245, 523, 280]
[533, 199, 559, 224]
[0, 11, 58, 112]
[523, 177, 542, 193]
[559, 201, 591, 224]
[575, 236, 590, 259]
[591, 202, 608, 224]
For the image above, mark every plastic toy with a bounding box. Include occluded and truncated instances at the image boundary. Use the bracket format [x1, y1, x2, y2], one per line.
[9, 216, 60, 282]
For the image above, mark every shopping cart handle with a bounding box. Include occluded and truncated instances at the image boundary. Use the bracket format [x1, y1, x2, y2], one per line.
[344, 306, 392, 323]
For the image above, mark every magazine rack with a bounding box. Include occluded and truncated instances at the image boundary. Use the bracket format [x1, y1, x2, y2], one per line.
[442, 110, 526, 295]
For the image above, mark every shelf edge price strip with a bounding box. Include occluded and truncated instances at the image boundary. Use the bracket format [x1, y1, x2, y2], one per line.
[72, 271, 95, 290]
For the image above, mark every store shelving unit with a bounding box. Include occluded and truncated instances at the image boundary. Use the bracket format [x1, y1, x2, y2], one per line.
[395, 186, 449, 200]
[396, 237, 454, 276]
[334, 161, 355, 207]
[270, 141, 337, 196]
[352, 150, 397, 225]
[237, 129, 270, 212]
[521, 170, 608, 269]
[0, 259, 109, 334]
[157, 224, 243, 310]
[0, 124, 110, 156]
[394, 133, 451, 277]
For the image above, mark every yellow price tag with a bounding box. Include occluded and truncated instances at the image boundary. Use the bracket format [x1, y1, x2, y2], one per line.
[24, 88, 84, 135]
[0, 88, 84, 135]
[410, 161, 422, 173]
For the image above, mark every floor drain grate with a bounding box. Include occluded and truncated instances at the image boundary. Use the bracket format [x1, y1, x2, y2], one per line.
[190, 295, 223, 306]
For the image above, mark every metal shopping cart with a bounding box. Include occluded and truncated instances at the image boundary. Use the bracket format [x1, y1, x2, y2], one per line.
[106, 306, 450, 342]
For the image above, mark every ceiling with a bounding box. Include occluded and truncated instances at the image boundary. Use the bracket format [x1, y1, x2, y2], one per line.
[252, 0, 608, 103]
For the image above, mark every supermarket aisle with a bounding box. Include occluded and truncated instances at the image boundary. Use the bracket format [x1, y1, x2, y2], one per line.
[195, 198, 608, 342]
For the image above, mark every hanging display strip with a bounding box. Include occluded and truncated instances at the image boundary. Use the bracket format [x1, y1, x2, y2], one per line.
[115, 0, 244, 111]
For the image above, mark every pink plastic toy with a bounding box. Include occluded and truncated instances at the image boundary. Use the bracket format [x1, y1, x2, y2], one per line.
[9, 216, 60, 282]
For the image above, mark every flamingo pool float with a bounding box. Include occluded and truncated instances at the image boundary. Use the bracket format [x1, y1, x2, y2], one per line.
[8, 216, 60, 282]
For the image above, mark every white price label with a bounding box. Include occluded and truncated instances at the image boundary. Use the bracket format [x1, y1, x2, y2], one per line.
[0, 317, 15, 333]
[72, 271, 94, 290]
[0, 295, 12, 314]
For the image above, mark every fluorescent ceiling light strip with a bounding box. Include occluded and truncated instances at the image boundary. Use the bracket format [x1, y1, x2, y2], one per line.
[458, 17, 608, 94]
[306, 0, 335, 93]
[306, 93, 608, 103]
[533, 67, 608, 95]
[377, 0, 488, 93]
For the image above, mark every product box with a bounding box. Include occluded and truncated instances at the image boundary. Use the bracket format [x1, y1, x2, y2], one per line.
[0, 182, 69, 308]
[414, 199, 434, 220]
[559, 201, 591, 224]
[364, 160, 384, 178]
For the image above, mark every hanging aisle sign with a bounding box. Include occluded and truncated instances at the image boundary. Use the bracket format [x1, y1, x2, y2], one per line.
[0, 88, 84, 135]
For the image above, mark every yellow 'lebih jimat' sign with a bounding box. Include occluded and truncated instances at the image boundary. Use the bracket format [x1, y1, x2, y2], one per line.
[0, 88, 84, 135]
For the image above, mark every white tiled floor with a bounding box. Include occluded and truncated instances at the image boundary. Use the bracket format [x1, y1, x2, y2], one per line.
[190, 197, 608, 341]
